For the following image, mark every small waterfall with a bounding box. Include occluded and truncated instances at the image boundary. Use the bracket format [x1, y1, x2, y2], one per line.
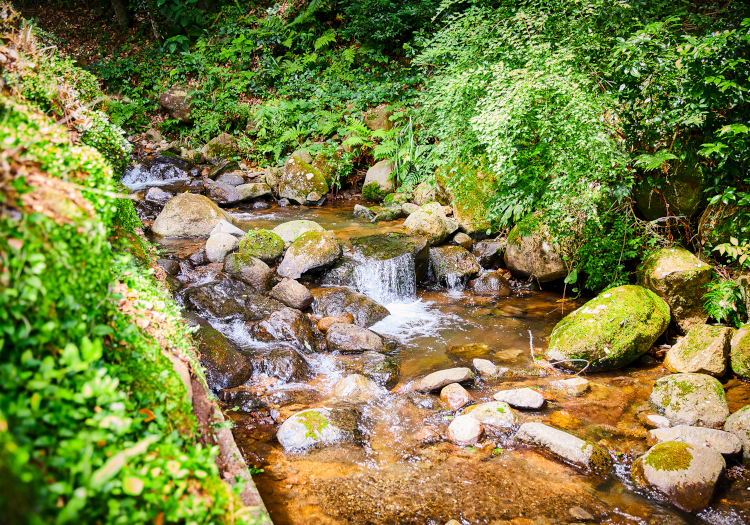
[122, 155, 193, 190]
[351, 251, 417, 305]
[443, 273, 465, 292]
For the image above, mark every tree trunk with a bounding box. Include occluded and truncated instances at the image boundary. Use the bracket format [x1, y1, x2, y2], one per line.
[110, 0, 129, 30]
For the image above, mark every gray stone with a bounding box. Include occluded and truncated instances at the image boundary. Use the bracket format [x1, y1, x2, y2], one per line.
[145, 128, 162, 142]
[223, 254, 273, 292]
[158, 258, 180, 276]
[473, 239, 505, 269]
[363, 160, 394, 196]
[650, 373, 729, 427]
[353, 204, 376, 219]
[414, 368, 474, 393]
[276, 408, 361, 451]
[181, 278, 283, 322]
[205, 232, 239, 263]
[473, 358, 500, 379]
[444, 217, 459, 235]
[515, 422, 611, 473]
[647, 425, 742, 457]
[158, 86, 193, 122]
[236, 182, 272, 201]
[401, 203, 419, 215]
[144, 186, 174, 206]
[277, 230, 342, 279]
[216, 171, 245, 186]
[548, 377, 590, 397]
[272, 220, 325, 244]
[278, 155, 329, 205]
[333, 374, 383, 403]
[261, 347, 312, 382]
[326, 324, 384, 353]
[210, 219, 245, 238]
[152, 193, 236, 238]
[447, 414, 483, 446]
[310, 286, 389, 328]
[270, 278, 313, 310]
[724, 405, 750, 466]
[453, 232, 473, 250]
[250, 307, 317, 353]
[429, 245, 481, 287]
[468, 271, 512, 296]
[731, 326, 750, 380]
[203, 132, 234, 158]
[465, 401, 518, 433]
[493, 388, 545, 410]
[197, 326, 252, 392]
[403, 210, 447, 246]
[337, 351, 399, 389]
[664, 324, 733, 377]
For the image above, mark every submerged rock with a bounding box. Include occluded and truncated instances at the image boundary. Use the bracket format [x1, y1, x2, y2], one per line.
[548, 377, 590, 397]
[448, 343, 491, 360]
[515, 422, 611, 474]
[310, 287, 389, 327]
[465, 401, 518, 433]
[237, 229, 285, 264]
[152, 193, 235, 238]
[546, 285, 670, 372]
[440, 383, 471, 411]
[278, 155, 329, 205]
[493, 388, 545, 409]
[278, 230, 342, 279]
[447, 414, 483, 446]
[724, 405, 750, 466]
[261, 347, 312, 382]
[333, 374, 382, 403]
[730, 326, 750, 380]
[413, 367, 474, 393]
[276, 407, 361, 451]
[270, 278, 313, 310]
[337, 351, 399, 388]
[326, 324, 384, 353]
[181, 277, 283, 321]
[632, 441, 725, 512]
[637, 247, 713, 333]
[197, 325, 252, 391]
[223, 254, 273, 292]
[504, 218, 566, 282]
[272, 220, 325, 244]
[429, 245, 480, 287]
[647, 425, 741, 457]
[650, 373, 729, 427]
[250, 308, 317, 353]
[664, 324, 733, 376]
[468, 271, 511, 296]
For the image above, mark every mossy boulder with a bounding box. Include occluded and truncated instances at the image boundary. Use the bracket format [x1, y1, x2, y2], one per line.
[637, 247, 713, 333]
[435, 161, 496, 236]
[276, 407, 362, 451]
[631, 441, 725, 512]
[362, 160, 394, 202]
[546, 285, 670, 372]
[272, 220, 325, 244]
[223, 253, 274, 291]
[278, 155, 329, 205]
[664, 324, 734, 376]
[152, 193, 235, 238]
[203, 132, 235, 159]
[428, 245, 481, 287]
[237, 229, 284, 264]
[633, 156, 706, 221]
[504, 217, 567, 282]
[650, 373, 729, 427]
[730, 326, 750, 380]
[277, 230, 342, 279]
[403, 209, 448, 246]
[362, 182, 389, 203]
[724, 405, 750, 466]
[384, 192, 410, 206]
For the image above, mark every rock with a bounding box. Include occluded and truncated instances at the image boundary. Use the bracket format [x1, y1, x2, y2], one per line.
[515, 423, 611, 474]
[664, 324, 733, 376]
[197, 326, 252, 391]
[724, 405, 750, 466]
[333, 374, 382, 402]
[144, 186, 174, 206]
[270, 279, 313, 310]
[188, 249, 206, 267]
[383, 192, 409, 207]
[277, 231, 342, 279]
[637, 247, 713, 333]
[465, 401, 518, 433]
[216, 171, 245, 186]
[569, 507, 594, 521]
[317, 313, 355, 333]
[264, 166, 280, 194]
[633, 155, 706, 221]
[440, 383, 471, 411]
[546, 285, 670, 372]
[367, 205, 402, 222]
[638, 412, 672, 429]
[337, 351, 398, 388]
[403, 211, 448, 246]
[236, 182, 272, 201]
[448, 343, 491, 360]
[210, 219, 245, 238]
[363, 104, 393, 131]
[730, 326, 750, 380]
[278, 155, 329, 205]
[401, 202, 419, 215]
[252, 201, 270, 210]
[204, 178, 271, 205]
[413, 368, 474, 393]
[237, 229, 285, 264]
[632, 441, 725, 512]
[272, 220, 325, 244]
[326, 324, 384, 353]
[429, 245, 480, 287]
[444, 217, 460, 235]
[145, 128, 162, 142]
[468, 271, 511, 296]
[158, 258, 180, 276]
[310, 287, 389, 327]
[152, 193, 235, 238]
[453, 232, 473, 250]
[158, 86, 194, 122]
[435, 163, 495, 235]
[250, 308, 317, 353]
[362, 160, 394, 202]
[291, 149, 313, 164]
[261, 347, 312, 382]
[548, 377, 590, 397]
[493, 388, 545, 410]
[276, 408, 361, 451]
[473, 358, 500, 379]
[473, 239, 505, 269]
[205, 232, 239, 263]
[353, 204, 376, 220]
[549, 410, 582, 429]
[223, 254, 273, 291]
[181, 278, 283, 322]
[699, 202, 749, 247]
[504, 219, 566, 282]
[647, 425, 741, 457]
[650, 373, 729, 427]
[203, 132, 234, 158]
[447, 415, 483, 446]
[413, 181, 444, 206]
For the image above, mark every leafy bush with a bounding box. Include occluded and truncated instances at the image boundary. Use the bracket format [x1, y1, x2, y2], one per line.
[80, 110, 132, 176]
[703, 278, 746, 327]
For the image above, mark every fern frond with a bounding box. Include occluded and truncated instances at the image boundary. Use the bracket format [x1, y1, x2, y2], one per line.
[373, 142, 398, 160]
[342, 45, 357, 64]
[314, 30, 337, 51]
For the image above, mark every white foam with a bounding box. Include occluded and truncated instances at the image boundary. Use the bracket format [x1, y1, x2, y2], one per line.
[369, 299, 466, 346]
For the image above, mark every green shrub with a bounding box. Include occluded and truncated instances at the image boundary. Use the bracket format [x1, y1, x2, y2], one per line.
[80, 110, 132, 177]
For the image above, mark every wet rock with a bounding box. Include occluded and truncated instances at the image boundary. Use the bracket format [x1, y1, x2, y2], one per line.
[548, 377, 590, 397]
[159, 85, 194, 122]
[549, 410, 582, 430]
[278, 230, 342, 279]
[353, 204, 376, 220]
[413, 426, 441, 444]
[276, 407, 361, 451]
[338, 232, 431, 285]
[414, 367, 474, 393]
[237, 229, 285, 264]
[465, 402, 518, 434]
[440, 383, 471, 411]
[326, 324, 384, 353]
[368, 205, 403, 222]
[473, 358, 501, 379]
[569, 507, 594, 521]
[310, 286, 389, 327]
[546, 285, 671, 372]
[504, 218, 566, 282]
[216, 171, 245, 186]
[158, 258, 180, 276]
[197, 326, 252, 391]
[493, 388, 545, 410]
[188, 249, 206, 266]
[236, 182, 272, 201]
[317, 313, 354, 333]
[647, 425, 741, 457]
[638, 412, 672, 429]
[223, 254, 273, 292]
[730, 326, 750, 379]
[204, 178, 271, 205]
[181, 277, 283, 321]
[637, 247, 713, 333]
[250, 308, 317, 353]
[468, 271, 511, 296]
[152, 193, 236, 238]
[515, 422, 611, 474]
[252, 200, 270, 209]
[447, 414, 483, 446]
[362, 160, 394, 202]
[403, 210, 447, 246]
[261, 347, 312, 382]
[278, 155, 329, 205]
[272, 220, 325, 244]
[473, 239, 505, 269]
[664, 324, 733, 376]
[270, 278, 313, 310]
[205, 232, 239, 263]
[632, 441, 725, 512]
[453, 232, 473, 250]
[401, 202, 419, 215]
[650, 373, 729, 427]
[337, 351, 398, 388]
[429, 245, 480, 286]
[210, 219, 245, 238]
[333, 374, 382, 402]
[448, 343, 491, 360]
[724, 405, 750, 466]
[144, 186, 173, 206]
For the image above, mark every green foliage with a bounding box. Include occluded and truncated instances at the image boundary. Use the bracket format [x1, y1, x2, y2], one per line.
[714, 237, 750, 269]
[703, 278, 746, 328]
[80, 110, 132, 176]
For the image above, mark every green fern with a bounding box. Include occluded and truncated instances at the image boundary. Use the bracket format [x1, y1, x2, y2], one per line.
[703, 279, 746, 328]
[342, 45, 357, 64]
[314, 30, 337, 51]
[373, 142, 398, 159]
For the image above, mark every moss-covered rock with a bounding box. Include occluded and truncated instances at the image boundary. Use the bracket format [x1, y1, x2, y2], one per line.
[384, 192, 410, 206]
[276, 407, 362, 451]
[546, 285, 670, 371]
[272, 219, 325, 244]
[278, 155, 329, 205]
[664, 324, 733, 376]
[637, 247, 713, 333]
[277, 230, 342, 279]
[730, 326, 750, 380]
[197, 325, 253, 392]
[237, 229, 285, 264]
[633, 154, 706, 221]
[223, 253, 274, 291]
[152, 193, 235, 238]
[650, 373, 729, 427]
[362, 181, 389, 203]
[724, 405, 750, 466]
[362, 160, 394, 203]
[504, 217, 567, 283]
[435, 161, 496, 236]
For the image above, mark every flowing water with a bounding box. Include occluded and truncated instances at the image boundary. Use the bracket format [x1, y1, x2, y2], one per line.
[149, 199, 750, 525]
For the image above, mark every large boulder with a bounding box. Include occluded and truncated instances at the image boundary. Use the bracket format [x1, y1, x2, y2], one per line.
[403, 209, 447, 246]
[633, 155, 705, 221]
[250, 308, 317, 353]
[468, 271, 511, 296]
[724, 405, 750, 466]
[515, 422, 611, 474]
[473, 239, 505, 269]
[362, 160, 394, 203]
[310, 287, 389, 327]
[663, 324, 733, 376]
[429, 246, 481, 287]
[730, 325, 750, 380]
[276, 407, 361, 451]
[197, 326, 252, 391]
[546, 285, 670, 372]
[159, 85, 194, 122]
[631, 442, 725, 512]
[278, 155, 329, 205]
[181, 277, 283, 321]
[223, 254, 273, 292]
[637, 247, 713, 333]
[650, 373, 729, 427]
[272, 220, 325, 245]
[504, 218, 566, 282]
[435, 162, 495, 236]
[413, 182, 444, 206]
[152, 193, 235, 238]
[237, 230, 285, 264]
[278, 230, 342, 279]
[326, 324, 384, 353]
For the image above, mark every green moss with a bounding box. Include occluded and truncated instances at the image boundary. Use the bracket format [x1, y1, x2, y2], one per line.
[644, 442, 693, 471]
[298, 411, 329, 439]
[383, 192, 409, 206]
[362, 181, 388, 203]
[238, 229, 284, 263]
